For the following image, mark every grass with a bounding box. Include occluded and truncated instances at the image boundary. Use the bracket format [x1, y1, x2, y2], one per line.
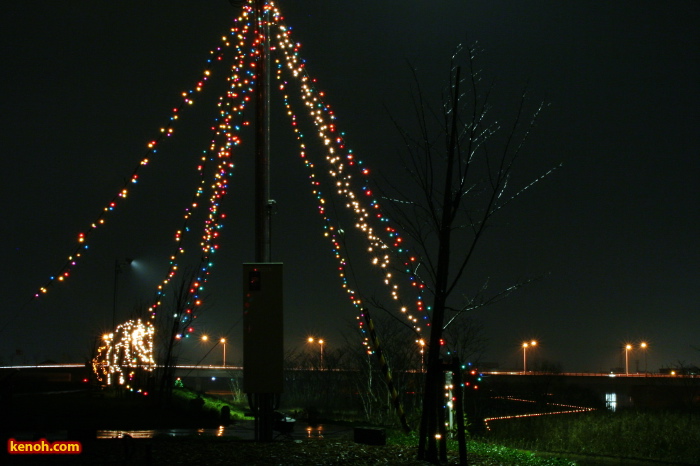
[7, 386, 698, 464]
[170, 387, 252, 421]
[483, 409, 700, 465]
[387, 428, 576, 465]
[3, 388, 576, 465]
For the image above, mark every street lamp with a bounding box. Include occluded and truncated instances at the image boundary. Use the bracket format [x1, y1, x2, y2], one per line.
[640, 342, 648, 374]
[307, 337, 325, 370]
[319, 339, 324, 370]
[220, 338, 227, 367]
[522, 340, 537, 374]
[417, 338, 426, 373]
[624, 344, 632, 375]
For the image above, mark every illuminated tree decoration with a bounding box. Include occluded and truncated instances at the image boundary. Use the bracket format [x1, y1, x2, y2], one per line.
[92, 5, 256, 384]
[93, 319, 155, 386]
[268, 2, 429, 346]
[83, 1, 431, 385]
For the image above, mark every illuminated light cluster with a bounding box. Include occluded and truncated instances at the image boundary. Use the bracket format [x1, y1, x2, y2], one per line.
[30, 22, 236, 302]
[93, 319, 155, 386]
[268, 1, 428, 345]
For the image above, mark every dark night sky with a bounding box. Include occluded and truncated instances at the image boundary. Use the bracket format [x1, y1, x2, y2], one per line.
[1, 1, 698, 372]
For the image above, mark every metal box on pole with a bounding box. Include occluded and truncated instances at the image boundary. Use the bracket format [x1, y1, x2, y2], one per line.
[243, 263, 284, 393]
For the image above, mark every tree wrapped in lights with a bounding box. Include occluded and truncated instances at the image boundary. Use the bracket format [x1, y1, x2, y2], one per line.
[93, 318, 155, 388]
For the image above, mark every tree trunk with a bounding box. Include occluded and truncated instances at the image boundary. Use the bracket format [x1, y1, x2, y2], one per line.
[418, 67, 461, 463]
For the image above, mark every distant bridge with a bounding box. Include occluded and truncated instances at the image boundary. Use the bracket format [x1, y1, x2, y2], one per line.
[481, 371, 700, 410]
[3, 364, 698, 410]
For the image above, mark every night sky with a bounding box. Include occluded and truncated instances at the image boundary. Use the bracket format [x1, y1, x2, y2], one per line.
[1, 1, 698, 373]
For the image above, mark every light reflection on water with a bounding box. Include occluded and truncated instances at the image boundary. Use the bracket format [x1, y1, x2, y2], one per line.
[605, 392, 617, 412]
[97, 424, 328, 439]
[97, 428, 231, 439]
[306, 424, 323, 438]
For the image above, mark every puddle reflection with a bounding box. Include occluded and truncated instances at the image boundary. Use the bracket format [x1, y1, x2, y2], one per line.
[98, 424, 328, 439]
[97, 428, 233, 439]
[305, 425, 324, 438]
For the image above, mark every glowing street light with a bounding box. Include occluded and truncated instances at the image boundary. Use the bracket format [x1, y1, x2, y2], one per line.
[220, 338, 227, 367]
[522, 340, 537, 374]
[201, 335, 226, 366]
[200, 334, 210, 364]
[625, 344, 632, 375]
[307, 337, 325, 370]
[417, 338, 426, 373]
[640, 342, 648, 374]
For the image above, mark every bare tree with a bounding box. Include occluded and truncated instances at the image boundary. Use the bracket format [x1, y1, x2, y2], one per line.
[379, 45, 555, 463]
[155, 269, 207, 406]
[348, 313, 426, 425]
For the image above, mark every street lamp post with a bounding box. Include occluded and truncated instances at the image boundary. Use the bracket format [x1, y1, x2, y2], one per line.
[417, 338, 426, 373]
[640, 342, 648, 374]
[625, 344, 632, 375]
[319, 339, 324, 370]
[201, 334, 210, 364]
[221, 338, 227, 367]
[307, 337, 325, 370]
[522, 340, 537, 374]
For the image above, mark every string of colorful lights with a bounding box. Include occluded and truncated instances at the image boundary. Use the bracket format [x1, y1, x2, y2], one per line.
[146, 8, 256, 327]
[93, 5, 257, 384]
[269, 2, 430, 350]
[84, 0, 434, 387]
[29, 23, 236, 302]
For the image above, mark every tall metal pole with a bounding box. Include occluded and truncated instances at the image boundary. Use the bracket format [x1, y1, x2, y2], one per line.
[252, 0, 274, 442]
[255, 0, 271, 263]
[221, 338, 226, 367]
